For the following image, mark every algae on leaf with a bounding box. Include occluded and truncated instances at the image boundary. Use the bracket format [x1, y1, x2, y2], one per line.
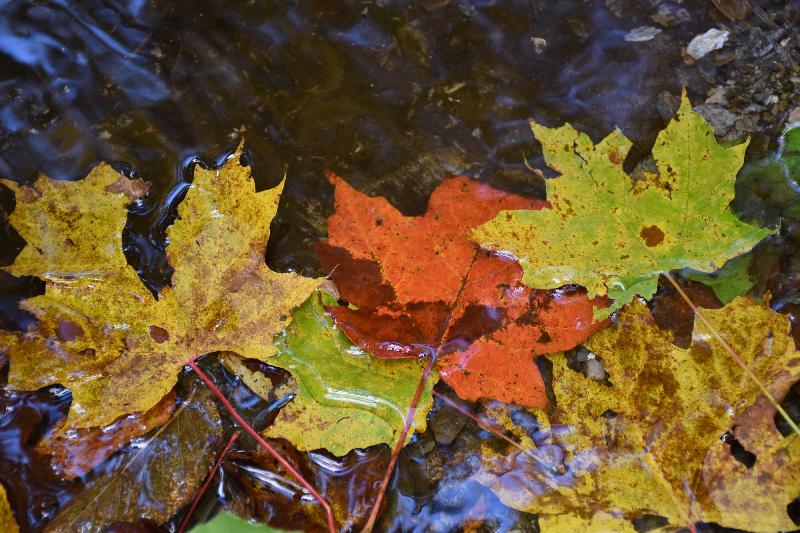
[264, 292, 435, 456]
[0, 148, 321, 430]
[475, 297, 800, 531]
[473, 93, 772, 316]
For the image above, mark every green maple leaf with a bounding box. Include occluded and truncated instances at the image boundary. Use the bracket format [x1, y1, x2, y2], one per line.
[190, 512, 298, 533]
[261, 292, 435, 456]
[473, 93, 772, 317]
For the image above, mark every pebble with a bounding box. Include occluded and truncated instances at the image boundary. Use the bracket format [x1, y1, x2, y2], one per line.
[694, 104, 737, 135]
[687, 28, 729, 60]
[624, 26, 662, 42]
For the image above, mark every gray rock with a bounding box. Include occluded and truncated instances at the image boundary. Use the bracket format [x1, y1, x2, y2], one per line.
[693, 104, 737, 135]
[624, 26, 662, 42]
[687, 28, 729, 60]
[430, 403, 468, 445]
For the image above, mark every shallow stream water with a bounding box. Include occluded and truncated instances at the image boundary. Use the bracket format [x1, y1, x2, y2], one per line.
[0, 1, 798, 531]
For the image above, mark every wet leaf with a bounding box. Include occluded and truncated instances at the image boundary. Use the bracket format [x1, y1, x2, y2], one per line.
[702, 355, 800, 531]
[37, 391, 176, 479]
[317, 173, 607, 407]
[733, 124, 800, 226]
[0, 483, 19, 533]
[474, 297, 800, 530]
[0, 150, 321, 429]
[45, 385, 222, 533]
[681, 253, 754, 304]
[473, 92, 772, 317]
[189, 511, 298, 533]
[264, 292, 435, 455]
[224, 440, 389, 531]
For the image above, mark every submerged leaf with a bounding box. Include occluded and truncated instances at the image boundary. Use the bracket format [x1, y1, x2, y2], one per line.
[189, 512, 299, 533]
[45, 385, 222, 533]
[0, 150, 321, 429]
[317, 173, 606, 407]
[475, 297, 800, 530]
[37, 391, 176, 479]
[473, 93, 772, 316]
[682, 253, 754, 304]
[264, 293, 435, 455]
[0, 483, 19, 533]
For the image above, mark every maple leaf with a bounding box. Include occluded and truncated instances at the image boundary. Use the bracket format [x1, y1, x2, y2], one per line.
[0, 151, 321, 429]
[46, 383, 222, 533]
[316, 173, 607, 407]
[249, 292, 434, 456]
[222, 437, 388, 531]
[0, 483, 18, 533]
[473, 297, 800, 530]
[473, 92, 773, 317]
[38, 391, 176, 479]
[702, 353, 800, 531]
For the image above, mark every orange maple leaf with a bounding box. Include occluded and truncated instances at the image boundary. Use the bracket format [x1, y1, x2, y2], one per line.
[317, 172, 608, 407]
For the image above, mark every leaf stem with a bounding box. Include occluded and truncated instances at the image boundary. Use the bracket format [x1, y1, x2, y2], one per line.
[178, 429, 240, 533]
[664, 272, 800, 438]
[362, 354, 435, 533]
[187, 359, 336, 533]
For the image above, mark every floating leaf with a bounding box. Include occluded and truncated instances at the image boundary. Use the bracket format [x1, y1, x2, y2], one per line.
[702, 354, 800, 531]
[317, 173, 606, 407]
[190, 512, 299, 533]
[474, 297, 800, 530]
[0, 149, 321, 429]
[45, 385, 222, 533]
[0, 483, 19, 533]
[264, 293, 434, 455]
[473, 93, 772, 317]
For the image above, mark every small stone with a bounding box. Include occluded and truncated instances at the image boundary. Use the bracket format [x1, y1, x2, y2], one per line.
[694, 104, 737, 135]
[705, 86, 727, 105]
[430, 403, 467, 446]
[530, 37, 547, 54]
[624, 26, 662, 42]
[657, 91, 681, 122]
[687, 28, 730, 60]
[734, 116, 758, 132]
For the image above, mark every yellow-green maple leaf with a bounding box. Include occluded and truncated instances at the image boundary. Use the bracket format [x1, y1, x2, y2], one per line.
[473, 93, 772, 316]
[474, 297, 800, 531]
[0, 151, 321, 429]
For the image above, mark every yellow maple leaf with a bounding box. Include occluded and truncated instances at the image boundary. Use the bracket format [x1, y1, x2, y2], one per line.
[0, 483, 18, 533]
[1, 150, 321, 429]
[474, 297, 800, 531]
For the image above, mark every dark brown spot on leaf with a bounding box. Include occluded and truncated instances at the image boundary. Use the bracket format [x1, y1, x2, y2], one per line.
[640, 225, 665, 247]
[149, 325, 170, 343]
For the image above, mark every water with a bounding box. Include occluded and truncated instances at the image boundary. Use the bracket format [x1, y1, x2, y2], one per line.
[0, 0, 796, 531]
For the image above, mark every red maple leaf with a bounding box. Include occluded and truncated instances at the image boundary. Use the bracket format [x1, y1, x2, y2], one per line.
[316, 172, 608, 407]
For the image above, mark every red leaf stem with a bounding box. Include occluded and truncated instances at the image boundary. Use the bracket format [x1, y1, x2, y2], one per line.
[178, 429, 240, 533]
[187, 359, 336, 533]
[362, 354, 435, 532]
